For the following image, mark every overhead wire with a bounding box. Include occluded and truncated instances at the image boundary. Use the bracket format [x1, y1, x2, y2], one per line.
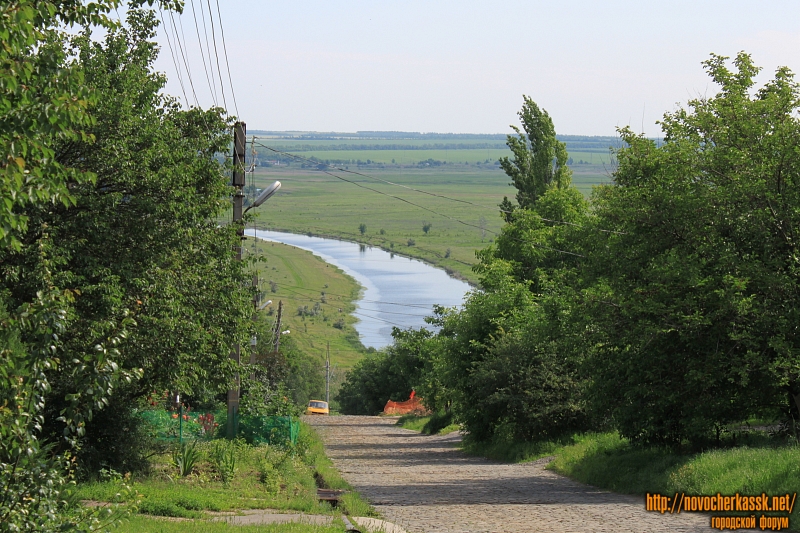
[205, 0, 229, 112]
[189, 0, 219, 107]
[270, 284, 439, 313]
[197, 0, 221, 104]
[251, 142, 586, 258]
[252, 140, 624, 235]
[168, 9, 201, 107]
[158, 8, 190, 107]
[214, 0, 240, 117]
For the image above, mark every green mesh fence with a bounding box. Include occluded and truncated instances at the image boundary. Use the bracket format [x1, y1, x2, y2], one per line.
[138, 409, 298, 445]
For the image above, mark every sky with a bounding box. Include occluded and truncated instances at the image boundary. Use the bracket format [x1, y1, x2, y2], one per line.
[152, 0, 800, 137]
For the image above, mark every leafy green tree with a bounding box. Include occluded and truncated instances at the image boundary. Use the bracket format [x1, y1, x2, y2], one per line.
[499, 96, 572, 212]
[588, 53, 800, 445]
[422, 221, 432, 234]
[359, 223, 367, 235]
[416, 180, 593, 443]
[0, 1, 153, 529]
[2, 9, 251, 474]
[336, 328, 429, 415]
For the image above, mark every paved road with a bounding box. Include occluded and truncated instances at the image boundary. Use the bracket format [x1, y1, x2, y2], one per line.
[307, 416, 714, 533]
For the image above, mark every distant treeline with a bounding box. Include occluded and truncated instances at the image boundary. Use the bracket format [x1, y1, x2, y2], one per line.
[257, 143, 509, 152]
[251, 131, 624, 153]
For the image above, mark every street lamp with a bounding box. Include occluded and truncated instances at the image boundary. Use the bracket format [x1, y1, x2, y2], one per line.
[246, 181, 281, 212]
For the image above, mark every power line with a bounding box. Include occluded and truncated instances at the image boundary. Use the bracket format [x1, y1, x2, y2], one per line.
[189, 0, 218, 107]
[168, 9, 201, 107]
[158, 8, 190, 107]
[205, 0, 229, 112]
[351, 310, 411, 329]
[197, 0, 221, 105]
[251, 142, 586, 258]
[214, 0, 239, 117]
[252, 140, 624, 235]
[270, 283, 440, 312]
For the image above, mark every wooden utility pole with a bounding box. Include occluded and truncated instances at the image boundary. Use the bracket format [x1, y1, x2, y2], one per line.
[227, 121, 247, 439]
[325, 342, 330, 404]
[273, 300, 283, 354]
[250, 273, 259, 365]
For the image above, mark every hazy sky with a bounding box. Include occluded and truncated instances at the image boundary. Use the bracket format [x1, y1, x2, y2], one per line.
[152, 1, 800, 137]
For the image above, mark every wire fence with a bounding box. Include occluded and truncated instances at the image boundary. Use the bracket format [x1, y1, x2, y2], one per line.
[139, 409, 299, 446]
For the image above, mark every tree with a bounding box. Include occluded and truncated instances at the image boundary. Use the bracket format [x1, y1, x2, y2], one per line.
[359, 223, 367, 235]
[336, 328, 429, 415]
[588, 53, 800, 446]
[499, 96, 572, 211]
[0, 2, 168, 529]
[422, 221, 432, 234]
[430, 186, 592, 443]
[1, 9, 251, 473]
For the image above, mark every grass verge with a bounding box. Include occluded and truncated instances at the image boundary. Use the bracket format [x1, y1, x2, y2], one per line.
[76, 421, 376, 522]
[464, 431, 800, 528]
[114, 515, 344, 533]
[396, 412, 459, 435]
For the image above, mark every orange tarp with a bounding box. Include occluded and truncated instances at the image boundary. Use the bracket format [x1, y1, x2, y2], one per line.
[383, 391, 429, 415]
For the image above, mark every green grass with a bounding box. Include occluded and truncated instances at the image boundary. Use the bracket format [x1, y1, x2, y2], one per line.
[461, 436, 568, 463]
[248, 238, 366, 370]
[464, 431, 800, 527]
[396, 412, 460, 435]
[76, 422, 376, 522]
[253, 166, 512, 284]
[252, 165, 610, 285]
[114, 515, 344, 533]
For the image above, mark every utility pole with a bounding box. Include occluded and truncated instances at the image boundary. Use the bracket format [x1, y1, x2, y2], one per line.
[227, 121, 246, 439]
[250, 273, 259, 366]
[272, 300, 283, 354]
[325, 342, 330, 404]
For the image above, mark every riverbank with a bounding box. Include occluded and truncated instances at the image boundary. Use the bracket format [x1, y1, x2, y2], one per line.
[249, 237, 367, 371]
[249, 229, 471, 350]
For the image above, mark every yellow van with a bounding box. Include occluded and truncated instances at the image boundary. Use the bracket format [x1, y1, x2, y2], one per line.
[306, 400, 329, 415]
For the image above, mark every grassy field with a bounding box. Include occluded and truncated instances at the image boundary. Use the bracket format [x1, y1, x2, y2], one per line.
[246, 132, 615, 284]
[247, 238, 366, 370]
[250, 165, 608, 284]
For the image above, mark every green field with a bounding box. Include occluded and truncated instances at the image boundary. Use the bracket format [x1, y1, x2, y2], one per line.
[247, 238, 366, 370]
[249, 165, 608, 284]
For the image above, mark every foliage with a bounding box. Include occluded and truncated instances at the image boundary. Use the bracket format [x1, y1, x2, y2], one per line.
[397, 412, 458, 435]
[241, 378, 301, 418]
[210, 440, 237, 485]
[422, 221, 432, 234]
[587, 53, 800, 446]
[499, 96, 572, 212]
[1, 8, 252, 476]
[76, 422, 376, 520]
[335, 329, 429, 415]
[172, 441, 201, 477]
[73, 400, 154, 478]
[358, 223, 366, 235]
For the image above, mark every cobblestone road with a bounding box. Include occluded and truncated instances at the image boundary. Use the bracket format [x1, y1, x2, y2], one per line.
[307, 416, 715, 533]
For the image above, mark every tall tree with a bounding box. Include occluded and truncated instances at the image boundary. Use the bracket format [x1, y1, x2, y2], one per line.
[1, 8, 251, 474]
[499, 96, 572, 214]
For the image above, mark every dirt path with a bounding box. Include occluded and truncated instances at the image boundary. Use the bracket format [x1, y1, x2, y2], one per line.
[307, 416, 714, 533]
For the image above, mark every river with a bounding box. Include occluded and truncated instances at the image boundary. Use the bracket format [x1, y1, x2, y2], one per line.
[246, 229, 472, 349]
